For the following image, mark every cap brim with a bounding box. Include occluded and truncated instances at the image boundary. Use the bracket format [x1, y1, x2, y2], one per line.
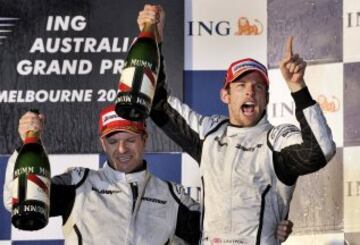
[225, 68, 269, 88]
[100, 127, 143, 138]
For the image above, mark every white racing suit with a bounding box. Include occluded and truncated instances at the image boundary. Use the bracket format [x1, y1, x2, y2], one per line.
[149, 50, 336, 245]
[3, 152, 200, 245]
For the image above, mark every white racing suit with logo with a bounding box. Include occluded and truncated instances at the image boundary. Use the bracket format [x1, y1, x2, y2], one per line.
[3, 152, 200, 245]
[149, 50, 336, 245]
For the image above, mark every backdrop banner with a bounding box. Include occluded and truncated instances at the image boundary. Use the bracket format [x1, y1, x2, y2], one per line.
[0, 0, 184, 153]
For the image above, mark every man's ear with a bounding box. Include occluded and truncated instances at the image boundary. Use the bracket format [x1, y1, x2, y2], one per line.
[266, 91, 269, 105]
[142, 133, 148, 144]
[100, 137, 106, 152]
[220, 88, 230, 104]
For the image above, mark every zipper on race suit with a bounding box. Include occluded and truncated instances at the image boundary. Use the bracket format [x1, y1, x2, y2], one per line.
[130, 182, 138, 213]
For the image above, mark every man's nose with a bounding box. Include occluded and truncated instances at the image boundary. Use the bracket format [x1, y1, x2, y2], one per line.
[117, 141, 128, 153]
[245, 84, 255, 96]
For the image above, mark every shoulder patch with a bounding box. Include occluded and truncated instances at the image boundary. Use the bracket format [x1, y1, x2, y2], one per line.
[268, 124, 301, 151]
[172, 182, 187, 197]
[208, 115, 228, 128]
[67, 167, 86, 176]
[67, 167, 89, 185]
[167, 182, 189, 203]
[167, 182, 200, 211]
[203, 115, 229, 139]
[269, 124, 299, 140]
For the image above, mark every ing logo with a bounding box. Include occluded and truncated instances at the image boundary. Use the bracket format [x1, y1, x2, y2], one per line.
[317, 95, 340, 112]
[187, 17, 264, 37]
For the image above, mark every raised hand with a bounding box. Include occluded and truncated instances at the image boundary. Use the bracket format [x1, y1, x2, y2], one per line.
[137, 4, 165, 43]
[18, 111, 45, 142]
[279, 37, 307, 93]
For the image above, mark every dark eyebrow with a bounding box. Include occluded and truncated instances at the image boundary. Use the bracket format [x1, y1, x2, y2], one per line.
[232, 80, 245, 85]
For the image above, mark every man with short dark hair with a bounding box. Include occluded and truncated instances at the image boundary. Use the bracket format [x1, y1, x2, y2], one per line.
[138, 5, 336, 245]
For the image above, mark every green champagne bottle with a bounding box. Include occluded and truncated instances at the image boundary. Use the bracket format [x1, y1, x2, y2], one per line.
[12, 128, 51, 230]
[115, 22, 160, 121]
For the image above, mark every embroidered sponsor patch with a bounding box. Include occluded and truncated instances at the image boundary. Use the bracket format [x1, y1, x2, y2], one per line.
[269, 124, 299, 141]
[71, 167, 85, 177]
[215, 136, 227, 147]
[91, 186, 121, 194]
[236, 143, 263, 152]
[174, 184, 186, 196]
[280, 125, 299, 138]
[142, 197, 167, 205]
[202, 236, 254, 245]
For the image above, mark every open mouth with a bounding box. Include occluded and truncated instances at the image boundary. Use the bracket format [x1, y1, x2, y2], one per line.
[241, 102, 255, 116]
[117, 155, 132, 162]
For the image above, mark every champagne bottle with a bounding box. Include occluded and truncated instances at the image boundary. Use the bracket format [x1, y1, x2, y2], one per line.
[115, 22, 160, 121]
[12, 113, 51, 230]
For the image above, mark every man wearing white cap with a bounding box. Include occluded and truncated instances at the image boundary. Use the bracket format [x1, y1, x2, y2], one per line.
[138, 5, 336, 245]
[3, 105, 201, 244]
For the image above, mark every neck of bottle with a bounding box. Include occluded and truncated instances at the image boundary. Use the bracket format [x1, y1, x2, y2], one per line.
[139, 22, 159, 43]
[24, 131, 40, 144]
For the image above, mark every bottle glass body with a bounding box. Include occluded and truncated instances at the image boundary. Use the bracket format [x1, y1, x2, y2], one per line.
[115, 22, 160, 121]
[12, 133, 51, 230]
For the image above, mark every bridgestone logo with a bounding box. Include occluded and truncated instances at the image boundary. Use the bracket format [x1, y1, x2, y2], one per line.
[142, 197, 167, 205]
[103, 114, 118, 122]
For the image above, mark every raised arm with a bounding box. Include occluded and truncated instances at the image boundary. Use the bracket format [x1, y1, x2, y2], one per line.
[3, 111, 80, 219]
[270, 37, 336, 185]
[137, 5, 227, 163]
[3, 111, 45, 211]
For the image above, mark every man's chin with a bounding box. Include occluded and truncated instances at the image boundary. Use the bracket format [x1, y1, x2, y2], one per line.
[110, 161, 130, 172]
[240, 116, 260, 127]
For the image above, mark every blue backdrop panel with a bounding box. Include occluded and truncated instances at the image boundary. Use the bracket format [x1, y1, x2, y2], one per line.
[13, 241, 63, 245]
[184, 70, 227, 117]
[145, 153, 181, 184]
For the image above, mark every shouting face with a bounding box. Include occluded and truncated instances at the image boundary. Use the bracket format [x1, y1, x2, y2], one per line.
[221, 71, 268, 127]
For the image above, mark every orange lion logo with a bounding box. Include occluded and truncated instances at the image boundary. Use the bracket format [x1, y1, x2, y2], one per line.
[317, 95, 340, 112]
[235, 17, 263, 35]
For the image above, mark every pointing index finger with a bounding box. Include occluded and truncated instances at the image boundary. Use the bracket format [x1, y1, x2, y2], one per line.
[284, 36, 293, 59]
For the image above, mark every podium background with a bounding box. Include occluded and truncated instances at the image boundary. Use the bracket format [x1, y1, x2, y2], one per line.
[1, 0, 360, 244]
